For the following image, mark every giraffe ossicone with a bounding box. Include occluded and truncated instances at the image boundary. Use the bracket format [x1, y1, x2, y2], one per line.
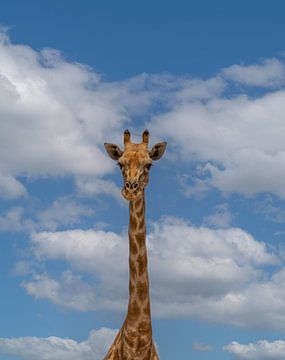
[103, 130, 167, 360]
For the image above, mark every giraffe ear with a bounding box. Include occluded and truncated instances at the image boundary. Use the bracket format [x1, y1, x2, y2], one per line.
[104, 143, 123, 160]
[149, 142, 167, 160]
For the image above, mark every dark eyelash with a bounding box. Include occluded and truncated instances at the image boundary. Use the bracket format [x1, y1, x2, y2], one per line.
[146, 163, 152, 170]
[117, 162, 123, 169]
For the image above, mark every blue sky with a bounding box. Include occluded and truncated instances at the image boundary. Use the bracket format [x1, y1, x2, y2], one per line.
[1, 1, 285, 359]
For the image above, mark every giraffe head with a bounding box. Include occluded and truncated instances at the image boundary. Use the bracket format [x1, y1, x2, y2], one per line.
[104, 129, 167, 201]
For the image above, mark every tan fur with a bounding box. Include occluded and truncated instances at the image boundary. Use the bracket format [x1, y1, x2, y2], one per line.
[104, 130, 166, 360]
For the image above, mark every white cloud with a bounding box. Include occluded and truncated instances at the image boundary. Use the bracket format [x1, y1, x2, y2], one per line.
[36, 197, 94, 231]
[0, 327, 117, 360]
[2, 31, 285, 201]
[149, 218, 276, 301]
[0, 32, 166, 200]
[23, 217, 285, 330]
[224, 340, 285, 359]
[27, 229, 128, 311]
[0, 175, 27, 199]
[30, 229, 128, 275]
[222, 58, 285, 87]
[76, 176, 123, 204]
[22, 271, 98, 311]
[0, 198, 93, 233]
[0, 32, 225, 202]
[150, 88, 285, 198]
[157, 267, 285, 329]
[171, 76, 225, 104]
[0, 34, 114, 180]
[3, 30, 285, 332]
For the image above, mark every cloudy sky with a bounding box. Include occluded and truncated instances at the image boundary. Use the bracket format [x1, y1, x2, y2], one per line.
[1, 1, 285, 359]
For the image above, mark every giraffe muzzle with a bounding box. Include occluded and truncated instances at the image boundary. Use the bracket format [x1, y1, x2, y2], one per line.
[122, 181, 142, 200]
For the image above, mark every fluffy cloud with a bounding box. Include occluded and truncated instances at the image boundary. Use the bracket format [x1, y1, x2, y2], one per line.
[0, 32, 175, 200]
[23, 217, 285, 330]
[158, 267, 285, 329]
[31, 228, 128, 275]
[224, 340, 285, 359]
[23, 271, 98, 311]
[150, 87, 285, 198]
[28, 228, 129, 311]
[0, 34, 114, 182]
[2, 30, 285, 201]
[0, 327, 117, 360]
[0, 175, 27, 199]
[222, 58, 285, 87]
[36, 197, 94, 231]
[149, 217, 276, 298]
[0, 198, 93, 232]
[0, 31, 224, 202]
[76, 176, 123, 204]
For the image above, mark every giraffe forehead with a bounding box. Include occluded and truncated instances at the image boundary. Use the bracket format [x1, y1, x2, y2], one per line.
[121, 146, 150, 164]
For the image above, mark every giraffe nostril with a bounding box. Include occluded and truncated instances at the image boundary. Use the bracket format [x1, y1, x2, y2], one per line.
[125, 181, 140, 191]
[133, 182, 139, 190]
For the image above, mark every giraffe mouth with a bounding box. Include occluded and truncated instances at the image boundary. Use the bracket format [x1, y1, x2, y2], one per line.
[121, 188, 143, 201]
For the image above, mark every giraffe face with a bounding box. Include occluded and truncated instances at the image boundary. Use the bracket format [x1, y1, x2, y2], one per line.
[104, 130, 167, 201]
[118, 144, 152, 201]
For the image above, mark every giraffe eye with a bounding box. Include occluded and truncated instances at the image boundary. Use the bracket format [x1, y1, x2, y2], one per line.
[117, 162, 123, 169]
[146, 163, 152, 170]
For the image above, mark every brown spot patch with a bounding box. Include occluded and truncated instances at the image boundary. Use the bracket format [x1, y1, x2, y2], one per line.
[127, 300, 141, 320]
[137, 336, 148, 348]
[129, 258, 137, 280]
[114, 348, 120, 358]
[129, 238, 138, 255]
[138, 254, 147, 276]
[134, 198, 142, 210]
[138, 218, 145, 230]
[136, 280, 148, 302]
[136, 231, 145, 247]
[124, 333, 135, 348]
[129, 278, 135, 295]
[144, 302, 151, 315]
[136, 206, 144, 219]
[138, 319, 151, 333]
[129, 214, 137, 229]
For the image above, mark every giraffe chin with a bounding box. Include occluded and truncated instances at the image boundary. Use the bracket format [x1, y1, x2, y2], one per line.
[121, 188, 143, 201]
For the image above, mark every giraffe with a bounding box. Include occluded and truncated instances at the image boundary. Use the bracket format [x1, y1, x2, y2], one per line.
[103, 129, 167, 360]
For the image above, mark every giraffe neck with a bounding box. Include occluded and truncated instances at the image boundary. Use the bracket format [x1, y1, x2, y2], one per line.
[125, 190, 152, 337]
